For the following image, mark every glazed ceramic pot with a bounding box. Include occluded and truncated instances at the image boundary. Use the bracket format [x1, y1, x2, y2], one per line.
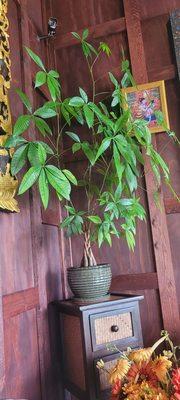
[67, 264, 112, 300]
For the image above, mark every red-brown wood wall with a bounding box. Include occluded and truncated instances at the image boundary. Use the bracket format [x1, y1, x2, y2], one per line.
[0, 1, 179, 399]
[0, 1, 64, 399]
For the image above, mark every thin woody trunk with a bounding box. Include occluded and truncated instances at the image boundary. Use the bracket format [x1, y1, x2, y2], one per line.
[80, 230, 97, 267]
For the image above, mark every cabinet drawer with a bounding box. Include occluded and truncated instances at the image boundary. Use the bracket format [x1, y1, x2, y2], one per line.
[90, 306, 141, 352]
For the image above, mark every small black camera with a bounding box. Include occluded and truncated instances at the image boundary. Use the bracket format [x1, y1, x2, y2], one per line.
[37, 17, 58, 41]
[48, 18, 58, 37]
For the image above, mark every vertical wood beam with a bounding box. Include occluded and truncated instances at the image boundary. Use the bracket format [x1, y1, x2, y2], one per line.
[123, 0, 180, 341]
[20, 2, 49, 399]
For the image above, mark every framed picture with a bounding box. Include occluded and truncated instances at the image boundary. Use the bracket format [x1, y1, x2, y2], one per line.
[121, 80, 170, 133]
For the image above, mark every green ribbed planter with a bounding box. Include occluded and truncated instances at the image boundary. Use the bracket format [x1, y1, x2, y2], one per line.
[67, 264, 112, 301]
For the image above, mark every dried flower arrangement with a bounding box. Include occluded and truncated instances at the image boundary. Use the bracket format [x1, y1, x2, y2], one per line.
[97, 331, 180, 400]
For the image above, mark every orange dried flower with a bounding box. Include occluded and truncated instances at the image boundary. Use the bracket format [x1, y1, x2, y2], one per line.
[123, 380, 168, 400]
[128, 335, 168, 364]
[109, 358, 130, 384]
[172, 369, 180, 393]
[152, 356, 172, 383]
[127, 361, 158, 386]
[128, 348, 152, 363]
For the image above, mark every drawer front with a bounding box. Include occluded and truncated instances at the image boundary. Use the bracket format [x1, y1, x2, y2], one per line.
[90, 305, 142, 352]
[94, 312, 133, 345]
[95, 351, 138, 399]
[98, 357, 118, 391]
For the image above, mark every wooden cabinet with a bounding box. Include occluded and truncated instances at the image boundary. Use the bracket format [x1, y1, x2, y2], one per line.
[51, 294, 143, 400]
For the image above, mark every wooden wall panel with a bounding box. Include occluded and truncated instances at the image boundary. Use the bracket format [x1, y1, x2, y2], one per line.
[142, 15, 173, 71]
[0, 2, 35, 296]
[4, 310, 41, 400]
[52, 0, 180, 346]
[56, 31, 128, 98]
[139, 0, 180, 19]
[0, 209, 35, 295]
[42, 225, 63, 303]
[0, 1, 64, 399]
[52, 0, 124, 35]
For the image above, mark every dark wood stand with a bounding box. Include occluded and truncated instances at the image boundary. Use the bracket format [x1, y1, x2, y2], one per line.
[50, 294, 143, 400]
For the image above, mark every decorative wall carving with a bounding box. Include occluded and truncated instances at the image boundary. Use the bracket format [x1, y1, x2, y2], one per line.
[0, 0, 19, 212]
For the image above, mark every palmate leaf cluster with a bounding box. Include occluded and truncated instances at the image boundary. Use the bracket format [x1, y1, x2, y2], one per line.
[6, 29, 174, 252]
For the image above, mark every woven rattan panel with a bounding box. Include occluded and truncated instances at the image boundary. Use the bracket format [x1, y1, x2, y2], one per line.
[99, 359, 117, 390]
[94, 312, 133, 345]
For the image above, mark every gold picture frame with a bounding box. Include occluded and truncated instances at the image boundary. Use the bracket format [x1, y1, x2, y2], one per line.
[121, 80, 170, 133]
[0, 0, 19, 212]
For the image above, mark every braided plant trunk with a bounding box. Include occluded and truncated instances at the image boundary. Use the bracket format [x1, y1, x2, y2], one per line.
[80, 229, 97, 267]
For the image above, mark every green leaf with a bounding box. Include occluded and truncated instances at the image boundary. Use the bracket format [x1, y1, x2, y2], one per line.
[119, 198, 134, 206]
[69, 97, 84, 107]
[11, 144, 28, 175]
[38, 141, 54, 155]
[61, 104, 71, 125]
[34, 106, 57, 118]
[18, 165, 41, 194]
[72, 143, 81, 153]
[133, 120, 151, 145]
[71, 31, 81, 40]
[38, 143, 47, 165]
[35, 71, 47, 88]
[45, 165, 71, 200]
[121, 59, 129, 72]
[16, 89, 32, 113]
[109, 72, 119, 88]
[34, 117, 52, 136]
[94, 138, 111, 163]
[13, 115, 31, 136]
[25, 47, 46, 71]
[47, 76, 58, 101]
[125, 164, 137, 193]
[98, 227, 104, 247]
[114, 110, 130, 133]
[66, 131, 80, 142]
[38, 169, 49, 209]
[88, 215, 102, 224]
[5, 136, 27, 148]
[79, 87, 88, 103]
[27, 143, 39, 166]
[152, 150, 169, 179]
[65, 205, 76, 214]
[105, 232, 112, 246]
[111, 96, 119, 107]
[151, 161, 161, 185]
[113, 143, 124, 183]
[60, 215, 75, 229]
[82, 41, 91, 57]
[82, 28, 89, 40]
[83, 104, 94, 128]
[125, 230, 135, 251]
[81, 142, 95, 164]
[99, 102, 109, 116]
[99, 42, 111, 57]
[88, 103, 114, 129]
[62, 169, 77, 185]
[48, 70, 59, 78]
[85, 42, 98, 56]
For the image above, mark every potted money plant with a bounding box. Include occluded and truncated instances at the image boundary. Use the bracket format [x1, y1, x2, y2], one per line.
[5, 30, 178, 300]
